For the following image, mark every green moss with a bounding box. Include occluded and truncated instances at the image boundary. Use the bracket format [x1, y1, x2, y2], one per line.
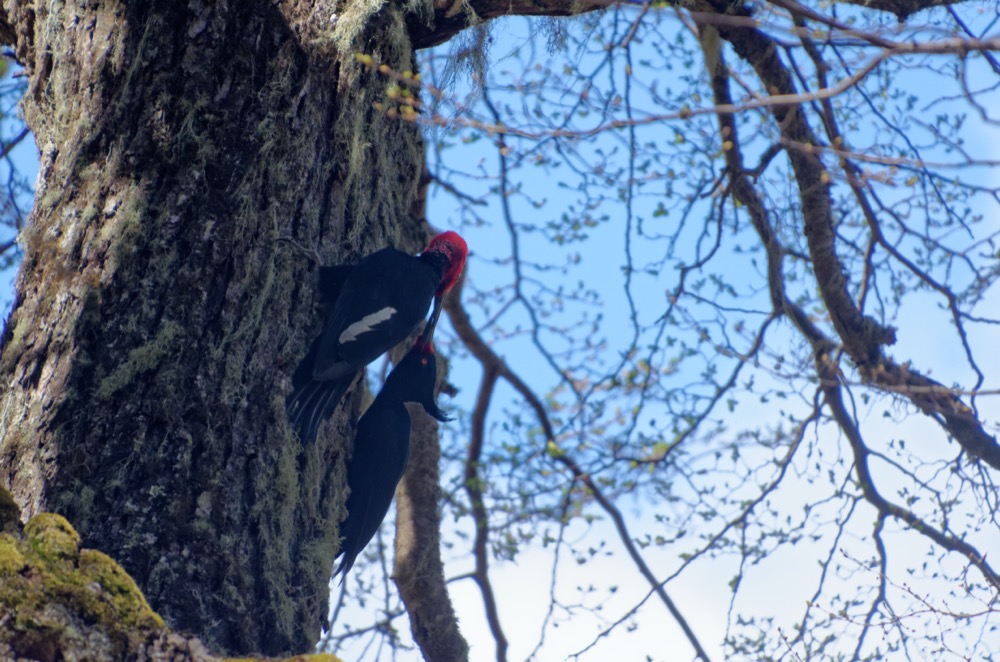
[80, 201, 101, 228]
[333, 0, 387, 53]
[115, 189, 149, 245]
[0, 513, 165, 657]
[0, 533, 25, 573]
[23, 513, 81, 561]
[78, 549, 165, 630]
[96, 320, 183, 399]
[403, 0, 435, 27]
[77, 161, 103, 183]
[254, 440, 302, 638]
[35, 188, 64, 213]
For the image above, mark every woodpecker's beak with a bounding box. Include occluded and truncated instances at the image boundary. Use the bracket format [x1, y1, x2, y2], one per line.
[421, 293, 445, 344]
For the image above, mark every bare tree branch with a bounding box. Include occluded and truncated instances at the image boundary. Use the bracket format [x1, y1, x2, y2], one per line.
[465, 361, 509, 662]
[703, 0, 1000, 470]
[698, 1, 1000, 597]
[394, 390, 471, 662]
[445, 276, 713, 662]
[409, 0, 607, 49]
[833, 0, 967, 21]
[393, 171, 470, 662]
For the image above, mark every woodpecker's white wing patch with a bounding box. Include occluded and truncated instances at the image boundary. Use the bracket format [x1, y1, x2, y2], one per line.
[339, 307, 397, 344]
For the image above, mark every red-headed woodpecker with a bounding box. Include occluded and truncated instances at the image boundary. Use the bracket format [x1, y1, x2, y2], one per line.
[287, 231, 467, 445]
[334, 339, 450, 579]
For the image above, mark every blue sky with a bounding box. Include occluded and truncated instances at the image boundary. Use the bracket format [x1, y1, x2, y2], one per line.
[326, 7, 1000, 660]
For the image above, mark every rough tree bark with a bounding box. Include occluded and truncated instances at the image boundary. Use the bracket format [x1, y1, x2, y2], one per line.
[0, 0, 426, 655]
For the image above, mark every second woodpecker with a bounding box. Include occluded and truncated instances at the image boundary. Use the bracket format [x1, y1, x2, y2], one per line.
[334, 339, 450, 579]
[287, 231, 467, 445]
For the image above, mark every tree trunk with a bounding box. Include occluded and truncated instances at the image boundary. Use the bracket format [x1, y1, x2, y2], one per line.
[0, 0, 425, 654]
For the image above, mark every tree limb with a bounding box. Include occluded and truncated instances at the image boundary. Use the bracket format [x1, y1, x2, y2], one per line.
[393, 171, 470, 662]
[698, 8, 1000, 593]
[465, 362, 509, 662]
[833, 0, 967, 21]
[409, 0, 607, 49]
[394, 394, 470, 662]
[445, 276, 713, 662]
[703, 0, 1000, 470]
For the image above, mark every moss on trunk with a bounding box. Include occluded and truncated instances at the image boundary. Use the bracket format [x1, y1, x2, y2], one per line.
[0, 0, 426, 654]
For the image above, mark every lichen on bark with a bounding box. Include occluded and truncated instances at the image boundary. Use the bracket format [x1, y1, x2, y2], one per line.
[0, 497, 165, 660]
[0, 0, 428, 655]
[0, 486, 350, 661]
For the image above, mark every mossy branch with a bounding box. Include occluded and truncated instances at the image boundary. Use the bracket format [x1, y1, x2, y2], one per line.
[0, 487, 346, 661]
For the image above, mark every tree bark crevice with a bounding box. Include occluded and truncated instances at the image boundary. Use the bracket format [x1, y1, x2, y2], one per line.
[1, 0, 429, 655]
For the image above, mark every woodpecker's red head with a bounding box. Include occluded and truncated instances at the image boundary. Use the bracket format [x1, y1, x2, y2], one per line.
[421, 231, 467, 345]
[423, 231, 467, 295]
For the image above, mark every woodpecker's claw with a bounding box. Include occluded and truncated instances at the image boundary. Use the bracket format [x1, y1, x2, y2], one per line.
[277, 235, 323, 266]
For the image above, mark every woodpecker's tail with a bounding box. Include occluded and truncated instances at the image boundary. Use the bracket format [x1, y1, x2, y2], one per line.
[286, 378, 352, 445]
[287, 339, 355, 444]
[333, 550, 356, 584]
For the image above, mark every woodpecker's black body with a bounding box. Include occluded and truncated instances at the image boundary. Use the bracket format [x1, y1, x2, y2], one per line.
[287, 232, 466, 445]
[334, 341, 450, 579]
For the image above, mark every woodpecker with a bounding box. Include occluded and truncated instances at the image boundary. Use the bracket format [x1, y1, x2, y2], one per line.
[334, 339, 450, 579]
[287, 231, 467, 445]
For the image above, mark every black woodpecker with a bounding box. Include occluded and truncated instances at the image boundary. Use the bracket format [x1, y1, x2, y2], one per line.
[287, 231, 467, 445]
[334, 339, 450, 579]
